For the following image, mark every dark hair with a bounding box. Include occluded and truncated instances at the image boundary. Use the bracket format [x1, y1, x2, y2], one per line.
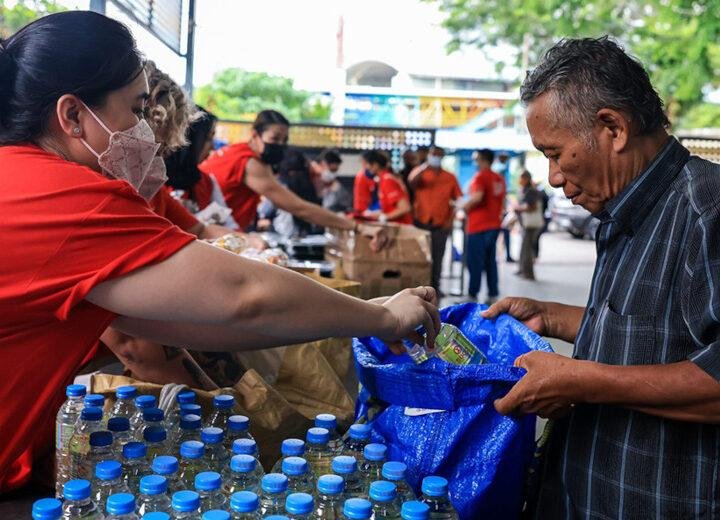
[0, 11, 144, 144]
[361, 150, 386, 167]
[476, 148, 495, 164]
[318, 148, 342, 165]
[520, 37, 669, 137]
[165, 107, 217, 192]
[253, 109, 290, 134]
[430, 145, 445, 155]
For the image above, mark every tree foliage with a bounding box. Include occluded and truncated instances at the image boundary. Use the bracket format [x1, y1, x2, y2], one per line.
[0, 0, 64, 38]
[194, 68, 332, 123]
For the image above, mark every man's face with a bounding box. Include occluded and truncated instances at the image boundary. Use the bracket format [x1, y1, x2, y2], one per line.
[526, 93, 615, 214]
[321, 160, 340, 174]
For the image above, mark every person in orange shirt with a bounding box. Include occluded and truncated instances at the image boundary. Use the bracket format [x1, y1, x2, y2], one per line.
[364, 151, 412, 225]
[408, 146, 463, 292]
[353, 153, 380, 215]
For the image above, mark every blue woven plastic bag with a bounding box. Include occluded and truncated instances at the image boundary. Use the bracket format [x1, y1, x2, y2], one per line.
[353, 303, 553, 519]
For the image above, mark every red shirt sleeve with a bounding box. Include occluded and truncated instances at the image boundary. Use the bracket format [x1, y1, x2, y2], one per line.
[152, 189, 200, 232]
[381, 175, 407, 206]
[354, 171, 372, 213]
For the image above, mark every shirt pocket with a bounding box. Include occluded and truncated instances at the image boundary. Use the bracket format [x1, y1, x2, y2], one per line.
[587, 300, 657, 365]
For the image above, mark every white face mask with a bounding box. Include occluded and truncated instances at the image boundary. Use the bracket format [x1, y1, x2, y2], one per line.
[491, 160, 505, 174]
[320, 169, 336, 183]
[428, 156, 442, 168]
[79, 103, 167, 200]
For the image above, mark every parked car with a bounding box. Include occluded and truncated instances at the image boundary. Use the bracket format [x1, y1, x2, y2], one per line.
[550, 192, 599, 240]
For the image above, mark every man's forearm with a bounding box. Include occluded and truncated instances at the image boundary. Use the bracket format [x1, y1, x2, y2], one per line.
[545, 302, 585, 342]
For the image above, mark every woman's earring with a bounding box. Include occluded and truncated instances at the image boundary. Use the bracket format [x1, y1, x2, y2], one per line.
[73, 127, 81, 135]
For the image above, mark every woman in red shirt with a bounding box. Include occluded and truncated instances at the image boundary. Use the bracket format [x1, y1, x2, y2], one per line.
[0, 11, 439, 493]
[363, 151, 413, 225]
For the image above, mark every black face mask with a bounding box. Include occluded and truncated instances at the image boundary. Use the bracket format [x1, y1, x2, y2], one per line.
[260, 142, 287, 166]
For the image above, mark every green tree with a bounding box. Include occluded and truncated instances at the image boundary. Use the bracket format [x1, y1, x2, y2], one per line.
[0, 0, 64, 38]
[430, 0, 720, 127]
[194, 68, 332, 123]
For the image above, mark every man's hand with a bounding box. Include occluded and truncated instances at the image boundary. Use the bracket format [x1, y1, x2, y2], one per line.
[379, 286, 440, 355]
[482, 297, 551, 336]
[494, 351, 585, 419]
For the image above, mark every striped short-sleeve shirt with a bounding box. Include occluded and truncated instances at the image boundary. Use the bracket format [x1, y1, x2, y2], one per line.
[535, 138, 720, 518]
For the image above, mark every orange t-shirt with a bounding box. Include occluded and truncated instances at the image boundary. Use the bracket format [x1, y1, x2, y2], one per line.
[151, 188, 199, 232]
[199, 143, 261, 230]
[379, 171, 413, 225]
[467, 168, 506, 234]
[412, 167, 462, 228]
[0, 145, 194, 493]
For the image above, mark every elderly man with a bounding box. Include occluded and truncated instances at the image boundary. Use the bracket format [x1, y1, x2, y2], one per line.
[484, 37, 720, 517]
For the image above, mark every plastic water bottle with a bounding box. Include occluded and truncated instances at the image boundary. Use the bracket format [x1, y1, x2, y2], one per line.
[32, 498, 63, 520]
[171, 490, 202, 519]
[400, 501, 429, 520]
[225, 415, 254, 451]
[265, 517, 290, 520]
[259, 473, 289, 516]
[341, 425, 370, 460]
[130, 396, 157, 436]
[202, 512, 230, 520]
[152, 456, 186, 495]
[282, 457, 315, 495]
[314, 415, 341, 454]
[61, 479, 102, 519]
[285, 492, 314, 519]
[138, 407, 165, 442]
[166, 391, 196, 432]
[368, 481, 401, 519]
[105, 493, 139, 519]
[108, 417, 133, 455]
[331, 457, 363, 499]
[340, 498, 372, 520]
[94, 460, 131, 510]
[56, 385, 87, 496]
[207, 395, 235, 430]
[180, 441, 209, 489]
[195, 471, 227, 513]
[229, 490, 260, 519]
[200, 427, 227, 473]
[271, 440, 306, 474]
[84, 394, 105, 416]
[419, 477, 457, 520]
[69, 407, 105, 481]
[80, 430, 115, 481]
[223, 455, 262, 496]
[304, 428, 333, 478]
[230, 439, 264, 485]
[313, 474, 344, 519]
[141, 513, 170, 520]
[175, 414, 203, 455]
[110, 386, 137, 420]
[122, 442, 152, 493]
[180, 404, 203, 419]
[381, 463, 415, 504]
[143, 426, 169, 462]
[136, 475, 172, 516]
[359, 444, 386, 491]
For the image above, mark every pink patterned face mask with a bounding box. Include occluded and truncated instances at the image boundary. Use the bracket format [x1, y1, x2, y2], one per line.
[79, 103, 167, 200]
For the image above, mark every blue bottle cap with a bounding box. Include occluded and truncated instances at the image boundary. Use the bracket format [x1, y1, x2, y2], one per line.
[195, 471, 222, 492]
[421, 476, 449, 497]
[227, 415, 250, 432]
[343, 498, 372, 519]
[307, 427, 329, 445]
[95, 460, 122, 481]
[314, 413, 337, 430]
[116, 385, 137, 399]
[32, 498, 62, 520]
[172, 490, 200, 513]
[264, 517, 290, 520]
[143, 425, 167, 443]
[106, 493, 135, 515]
[84, 394, 104, 408]
[177, 390, 196, 404]
[261, 473, 289, 493]
[401, 501, 430, 520]
[332, 455, 357, 474]
[89, 430, 113, 447]
[200, 427, 224, 445]
[230, 454, 256, 473]
[140, 474, 168, 495]
[317, 474, 344, 495]
[285, 492, 313, 514]
[363, 443, 387, 462]
[123, 441, 147, 459]
[382, 461, 407, 481]
[280, 438, 305, 456]
[232, 438, 258, 456]
[65, 384, 86, 398]
[180, 414, 202, 430]
[62, 479, 91, 501]
[108, 416, 130, 433]
[202, 511, 230, 520]
[369, 480, 397, 502]
[213, 394, 234, 409]
[180, 403, 202, 415]
[180, 440, 205, 459]
[142, 513, 171, 520]
[142, 407, 164, 422]
[348, 423, 371, 440]
[80, 406, 102, 421]
[152, 455, 179, 475]
[282, 456, 308, 476]
[229, 490, 259, 513]
[135, 395, 156, 409]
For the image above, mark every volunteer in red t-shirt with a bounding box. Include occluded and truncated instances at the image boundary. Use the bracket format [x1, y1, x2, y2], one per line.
[463, 148, 507, 303]
[362, 151, 412, 225]
[0, 11, 440, 494]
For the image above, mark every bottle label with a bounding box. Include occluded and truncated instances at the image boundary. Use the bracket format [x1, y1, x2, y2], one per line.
[56, 422, 74, 451]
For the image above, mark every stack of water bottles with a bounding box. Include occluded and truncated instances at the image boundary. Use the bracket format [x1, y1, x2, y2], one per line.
[35, 384, 460, 519]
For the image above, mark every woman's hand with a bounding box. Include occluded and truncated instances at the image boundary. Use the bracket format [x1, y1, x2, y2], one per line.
[378, 286, 440, 354]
